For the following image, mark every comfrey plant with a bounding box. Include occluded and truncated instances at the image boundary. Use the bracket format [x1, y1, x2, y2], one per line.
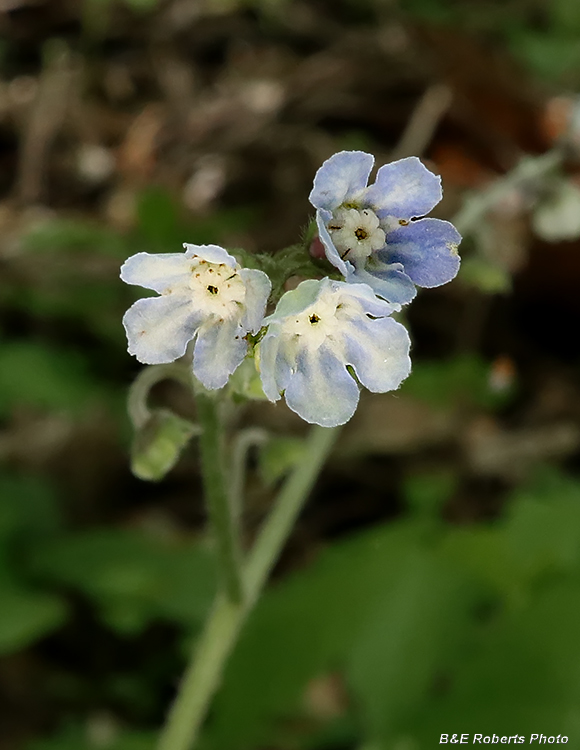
[121, 151, 460, 750]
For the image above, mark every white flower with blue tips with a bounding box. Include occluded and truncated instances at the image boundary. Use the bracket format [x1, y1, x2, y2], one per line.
[310, 150, 461, 304]
[259, 278, 411, 427]
[121, 243, 271, 389]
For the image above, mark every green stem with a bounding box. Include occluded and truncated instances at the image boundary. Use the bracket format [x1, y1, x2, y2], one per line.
[195, 391, 243, 605]
[127, 363, 192, 428]
[156, 424, 339, 750]
[244, 426, 338, 594]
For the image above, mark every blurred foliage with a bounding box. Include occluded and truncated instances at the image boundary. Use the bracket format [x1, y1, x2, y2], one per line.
[458, 256, 512, 294]
[27, 722, 156, 750]
[0, 341, 106, 416]
[27, 528, 216, 634]
[532, 179, 580, 242]
[0, 467, 216, 647]
[0, 474, 68, 655]
[404, 0, 580, 84]
[199, 469, 580, 749]
[400, 354, 513, 410]
[4, 464, 580, 749]
[258, 436, 306, 486]
[22, 219, 127, 257]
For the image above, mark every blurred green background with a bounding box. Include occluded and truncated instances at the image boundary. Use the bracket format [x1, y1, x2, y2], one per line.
[3, 0, 580, 747]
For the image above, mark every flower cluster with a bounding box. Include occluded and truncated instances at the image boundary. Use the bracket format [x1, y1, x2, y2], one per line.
[121, 152, 461, 427]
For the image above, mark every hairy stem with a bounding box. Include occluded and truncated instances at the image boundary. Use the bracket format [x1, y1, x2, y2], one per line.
[127, 363, 192, 428]
[195, 390, 243, 605]
[156, 424, 339, 750]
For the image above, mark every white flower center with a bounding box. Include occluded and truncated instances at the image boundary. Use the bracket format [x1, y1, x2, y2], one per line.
[280, 288, 364, 355]
[189, 259, 246, 318]
[327, 207, 385, 265]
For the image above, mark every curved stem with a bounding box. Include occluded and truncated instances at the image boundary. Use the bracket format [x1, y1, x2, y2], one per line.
[194, 390, 243, 605]
[156, 424, 339, 750]
[157, 595, 244, 750]
[128, 363, 193, 428]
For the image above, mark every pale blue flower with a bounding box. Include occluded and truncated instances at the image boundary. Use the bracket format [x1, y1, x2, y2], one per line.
[310, 151, 461, 304]
[121, 243, 271, 389]
[259, 278, 411, 427]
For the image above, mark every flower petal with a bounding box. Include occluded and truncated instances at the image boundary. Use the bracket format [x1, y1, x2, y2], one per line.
[364, 156, 442, 220]
[183, 243, 238, 267]
[316, 209, 353, 277]
[332, 279, 401, 317]
[258, 325, 293, 402]
[348, 266, 417, 305]
[123, 293, 201, 364]
[238, 268, 272, 332]
[193, 317, 247, 389]
[344, 315, 411, 393]
[285, 345, 360, 427]
[120, 252, 192, 293]
[309, 151, 374, 212]
[264, 278, 324, 325]
[383, 218, 461, 288]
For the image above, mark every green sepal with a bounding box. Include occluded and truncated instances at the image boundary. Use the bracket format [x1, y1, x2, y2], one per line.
[131, 409, 199, 482]
[227, 356, 268, 403]
[232, 233, 335, 305]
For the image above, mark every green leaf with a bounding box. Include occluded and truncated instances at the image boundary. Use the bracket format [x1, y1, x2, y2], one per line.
[22, 218, 126, 257]
[135, 187, 184, 250]
[0, 341, 103, 416]
[550, 0, 580, 34]
[346, 553, 471, 745]
[27, 529, 216, 634]
[202, 521, 471, 750]
[0, 472, 61, 543]
[402, 470, 457, 518]
[510, 31, 580, 82]
[0, 579, 67, 655]
[133, 188, 258, 250]
[441, 468, 580, 605]
[404, 580, 580, 742]
[441, 526, 524, 604]
[503, 470, 580, 578]
[202, 469, 580, 750]
[27, 722, 156, 750]
[0, 474, 66, 653]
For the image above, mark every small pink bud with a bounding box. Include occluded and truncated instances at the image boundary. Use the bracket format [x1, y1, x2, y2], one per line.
[309, 236, 326, 260]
